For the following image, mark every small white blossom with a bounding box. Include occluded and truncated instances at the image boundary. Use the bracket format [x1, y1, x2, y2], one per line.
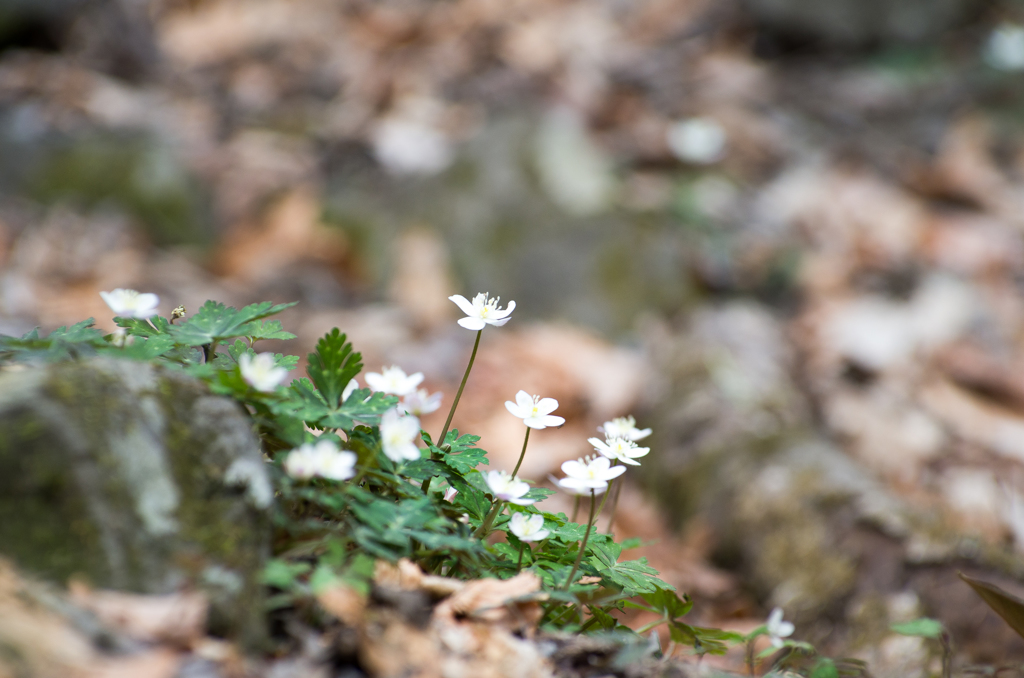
[588, 436, 650, 466]
[509, 513, 550, 542]
[667, 117, 727, 165]
[443, 487, 459, 502]
[505, 390, 565, 429]
[284, 440, 357, 481]
[558, 455, 625, 491]
[599, 415, 651, 441]
[766, 607, 795, 648]
[100, 288, 160, 318]
[239, 353, 289, 392]
[365, 366, 424, 396]
[398, 388, 443, 416]
[380, 408, 422, 462]
[449, 292, 516, 331]
[985, 23, 1024, 71]
[552, 477, 606, 499]
[485, 470, 534, 505]
[342, 378, 359, 402]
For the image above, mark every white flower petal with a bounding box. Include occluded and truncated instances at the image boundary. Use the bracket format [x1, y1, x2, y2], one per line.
[515, 390, 534, 410]
[535, 398, 559, 415]
[489, 316, 512, 327]
[449, 294, 475, 316]
[505, 400, 527, 418]
[457, 316, 487, 330]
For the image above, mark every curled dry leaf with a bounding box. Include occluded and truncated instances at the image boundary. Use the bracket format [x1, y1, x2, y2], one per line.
[374, 558, 464, 598]
[317, 583, 367, 627]
[68, 581, 208, 646]
[435, 571, 543, 627]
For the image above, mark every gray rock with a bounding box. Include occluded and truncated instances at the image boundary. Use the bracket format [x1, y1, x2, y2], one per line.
[0, 358, 272, 648]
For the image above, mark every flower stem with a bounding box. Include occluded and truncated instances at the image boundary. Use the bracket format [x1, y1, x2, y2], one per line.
[565, 489, 596, 590]
[606, 478, 624, 534]
[438, 328, 482, 449]
[473, 499, 503, 539]
[593, 477, 615, 523]
[516, 542, 525, 570]
[511, 427, 531, 478]
[571, 495, 581, 523]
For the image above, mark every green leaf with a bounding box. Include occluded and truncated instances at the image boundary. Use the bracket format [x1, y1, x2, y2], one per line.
[959, 571, 1024, 641]
[98, 335, 175, 360]
[641, 588, 693, 620]
[115, 315, 171, 337]
[50, 319, 105, 343]
[246, 319, 297, 342]
[600, 558, 671, 595]
[439, 430, 489, 474]
[170, 300, 297, 346]
[306, 328, 361, 408]
[890, 618, 944, 640]
[810, 658, 839, 678]
[262, 559, 311, 589]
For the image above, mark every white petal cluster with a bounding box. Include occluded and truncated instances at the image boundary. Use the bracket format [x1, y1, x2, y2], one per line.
[599, 415, 651, 441]
[100, 289, 160, 318]
[380, 408, 422, 462]
[505, 390, 565, 430]
[449, 293, 516, 331]
[365, 366, 424, 396]
[588, 437, 650, 466]
[239, 353, 289, 392]
[985, 23, 1024, 71]
[557, 456, 625, 493]
[284, 440, 357, 481]
[485, 470, 534, 505]
[766, 608, 795, 648]
[398, 388, 443, 417]
[667, 117, 727, 165]
[508, 513, 549, 542]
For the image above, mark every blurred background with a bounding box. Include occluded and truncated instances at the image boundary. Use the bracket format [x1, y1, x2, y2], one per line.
[6, 0, 1024, 671]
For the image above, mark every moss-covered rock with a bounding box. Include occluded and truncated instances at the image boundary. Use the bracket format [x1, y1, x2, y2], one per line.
[0, 358, 272, 647]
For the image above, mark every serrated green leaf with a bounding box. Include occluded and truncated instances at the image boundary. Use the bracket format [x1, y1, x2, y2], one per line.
[439, 430, 489, 474]
[306, 328, 361, 408]
[170, 300, 297, 346]
[600, 558, 670, 595]
[246, 319, 297, 342]
[98, 335, 175, 360]
[50, 319, 104, 343]
[115, 315, 171, 337]
[321, 389, 397, 429]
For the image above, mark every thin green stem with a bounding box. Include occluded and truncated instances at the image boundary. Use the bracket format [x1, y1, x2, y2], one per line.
[424, 329, 482, 495]
[510, 427, 531, 478]
[473, 500, 503, 539]
[571, 495, 581, 523]
[516, 542, 525, 570]
[593, 477, 616, 523]
[438, 329, 482, 449]
[565, 489, 597, 590]
[636, 616, 669, 635]
[606, 477, 624, 534]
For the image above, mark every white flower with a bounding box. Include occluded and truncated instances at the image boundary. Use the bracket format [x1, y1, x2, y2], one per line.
[588, 436, 650, 466]
[239, 352, 289, 392]
[985, 23, 1024, 71]
[505, 390, 565, 429]
[449, 293, 516, 330]
[380, 408, 422, 462]
[284, 440, 357, 481]
[342, 378, 359, 402]
[553, 476, 608, 496]
[508, 513, 549, 542]
[667, 117, 727, 165]
[100, 289, 160, 318]
[398, 388, 443, 416]
[365, 366, 424, 396]
[485, 470, 534, 505]
[558, 455, 625, 491]
[766, 608, 795, 648]
[600, 415, 651, 441]
[443, 487, 459, 502]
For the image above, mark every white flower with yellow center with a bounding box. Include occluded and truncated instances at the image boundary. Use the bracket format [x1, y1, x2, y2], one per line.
[505, 390, 565, 429]
[599, 415, 652, 441]
[485, 470, 534, 505]
[588, 436, 650, 466]
[449, 292, 516, 330]
[100, 289, 160, 318]
[365, 365, 424, 396]
[239, 353, 289, 392]
[558, 455, 625, 492]
[283, 440, 357, 481]
[509, 513, 549, 542]
[379, 408, 422, 462]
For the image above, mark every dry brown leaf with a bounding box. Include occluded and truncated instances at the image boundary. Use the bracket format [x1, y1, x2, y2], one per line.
[68, 582, 208, 646]
[317, 584, 367, 626]
[435, 571, 542, 628]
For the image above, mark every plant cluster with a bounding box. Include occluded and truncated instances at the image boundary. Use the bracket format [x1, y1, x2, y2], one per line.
[1, 288, 869, 675]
